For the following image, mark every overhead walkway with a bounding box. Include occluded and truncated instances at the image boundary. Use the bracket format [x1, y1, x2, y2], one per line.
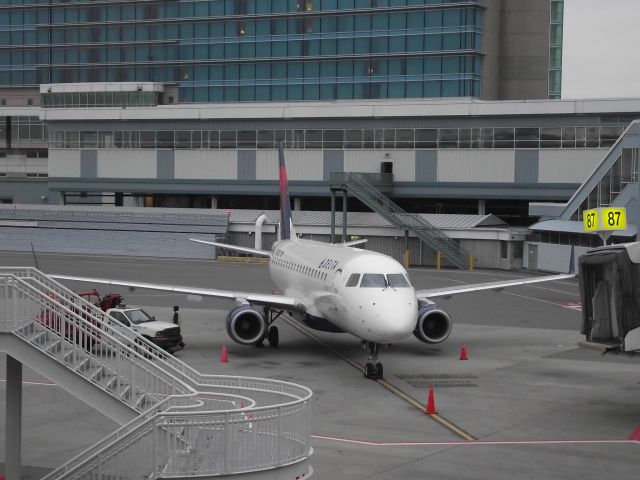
[330, 172, 469, 269]
[542, 120, 640, 223]
[0, 268, 313, 480]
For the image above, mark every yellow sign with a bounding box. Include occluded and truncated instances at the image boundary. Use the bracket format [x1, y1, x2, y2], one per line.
[601, 208, 627, 230]
[583, 209, 599, 231]
[583, 207, 627, 232]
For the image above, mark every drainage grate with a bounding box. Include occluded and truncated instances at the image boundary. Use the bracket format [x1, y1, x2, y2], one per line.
[395, 373, 479, 388]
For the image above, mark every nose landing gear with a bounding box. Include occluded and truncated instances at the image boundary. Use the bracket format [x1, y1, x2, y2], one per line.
[363, 341, 383, 380]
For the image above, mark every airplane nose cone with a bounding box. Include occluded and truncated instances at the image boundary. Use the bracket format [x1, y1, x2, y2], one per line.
[365, 295, 417, 342]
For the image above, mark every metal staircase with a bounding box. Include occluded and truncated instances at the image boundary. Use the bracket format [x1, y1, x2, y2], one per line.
[0, 268, 313, 479]
[337, 172, 469, 269]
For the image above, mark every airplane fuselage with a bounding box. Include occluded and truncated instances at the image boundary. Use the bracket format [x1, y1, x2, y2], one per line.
[269, 238, 418, 343]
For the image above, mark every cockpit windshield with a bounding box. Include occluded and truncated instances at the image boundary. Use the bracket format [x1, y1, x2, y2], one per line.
[356, 273, 412, 288]
[387, 274, 411, 288]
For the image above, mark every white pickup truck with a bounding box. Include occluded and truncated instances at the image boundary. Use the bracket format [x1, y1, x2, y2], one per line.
[106, 306, 184, 354]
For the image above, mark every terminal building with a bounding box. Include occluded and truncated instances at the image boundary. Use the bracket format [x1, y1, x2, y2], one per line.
[2, 0, 639, 272]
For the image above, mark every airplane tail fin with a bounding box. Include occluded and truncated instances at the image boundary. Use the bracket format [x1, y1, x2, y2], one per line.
[278, 141, 296, 240]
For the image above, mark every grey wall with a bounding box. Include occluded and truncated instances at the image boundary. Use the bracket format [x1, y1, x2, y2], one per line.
[498, 0, 551, 99]
[0, 179, 55, 204]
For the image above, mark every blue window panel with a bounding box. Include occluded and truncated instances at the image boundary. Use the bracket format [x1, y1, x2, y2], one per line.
[304, 84, 320, 100]
[336, 83, 353, 99]
[272, 85, 286, 100]
[425, 33, 442, 51]
[272, 41, 287, 56]
[240, 86, 255, 101]
[272, 63, 287, 79]
[304, 62, 320, 78]
[442, 56, 459, 74]
[289, 62, 303, 79]
[256, 63, 270, 79]
[426, 10, 443, 27]
[210, 86, 224, 101]
[406, 81, 422, 97]
[443, 33, 461, 50]
[353, 83, 365, 99]
[337, 61, 353, 78]
[388, 59, 405, 75]
[240, 42, 256, 58]
[288, 40, 302, 56]
[321, 39, 337, 55]
[355, 14, 371, 31]
[389, 36, 405, 53]
[406, 58, 422, 75]
[442, 80, 460, 97]
[255, 86, 270, 101]
[337, 15, 353, 32]
[287, 84, 304, 100]
[306, 40, 320, 56]
[372, 13, 387, 30]
[320, 61, 337, 78]
[389, 0, 407, 6]
[407, 34, 423, 52]
[210, 44, 224, 59]
[372, 36, 388, 54]
[424, 57, 440, 74]
[321, 16, 337, 32]
[408, 11, 425, 29]
[224, 86, 239, 101]
[320, 83, 336, 99]
[389, 12, 406, 29]
[443, 9, 462, 27]
[337, 38, 353, 55]
[388, 82, 405, 98]
[195, 1, 209, 16]
[354, 38, 370, 54]
[225, 43, 239, 58]
[322, 0, 339, 9]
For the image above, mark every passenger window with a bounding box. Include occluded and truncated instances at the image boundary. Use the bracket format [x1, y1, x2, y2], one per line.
[360, 274, 386, 288]
[346, 273, 361, 287]
[387, 273, 411, 288]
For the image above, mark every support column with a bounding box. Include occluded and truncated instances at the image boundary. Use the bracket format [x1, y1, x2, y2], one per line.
[210, 196, 218, 209]
[6, 355, 22, 480]
[330, 191, 336, 244]
[342, 190, 348, 243]
[478, 199, 486, 215]
[294, 197, 301, 211]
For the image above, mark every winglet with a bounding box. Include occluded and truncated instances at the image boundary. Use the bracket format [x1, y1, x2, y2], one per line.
[278, 141, 296, 240]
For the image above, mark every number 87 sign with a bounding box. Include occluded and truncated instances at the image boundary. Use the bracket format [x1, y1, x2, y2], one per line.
[583, 208, 627, 232]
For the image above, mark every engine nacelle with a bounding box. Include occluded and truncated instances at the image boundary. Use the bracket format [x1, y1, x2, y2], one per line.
[225, 305, 267, 345]
[413, 301, 452, 344]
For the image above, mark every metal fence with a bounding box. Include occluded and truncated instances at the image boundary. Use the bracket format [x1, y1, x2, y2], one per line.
[0, 267, 313, 479]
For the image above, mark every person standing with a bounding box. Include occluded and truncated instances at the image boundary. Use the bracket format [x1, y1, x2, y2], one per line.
[172, 305, 180, 325]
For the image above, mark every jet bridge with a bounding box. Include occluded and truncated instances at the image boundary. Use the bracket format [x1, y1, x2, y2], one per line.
[579, 242, 640, 352]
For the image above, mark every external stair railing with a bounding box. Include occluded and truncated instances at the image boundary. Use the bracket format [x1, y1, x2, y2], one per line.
[0, 268, 313, 479]
[332, 172, 469, 269]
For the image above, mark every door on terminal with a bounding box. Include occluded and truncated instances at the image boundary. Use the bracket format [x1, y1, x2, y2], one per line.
[527, 244, 538, 271]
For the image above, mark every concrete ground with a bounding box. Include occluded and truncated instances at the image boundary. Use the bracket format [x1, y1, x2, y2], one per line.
[1, 252, 639, 479]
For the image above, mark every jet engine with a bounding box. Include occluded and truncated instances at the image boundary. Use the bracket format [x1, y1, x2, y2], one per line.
[413, 300, 452, 344]
[225, 305, 267, 345]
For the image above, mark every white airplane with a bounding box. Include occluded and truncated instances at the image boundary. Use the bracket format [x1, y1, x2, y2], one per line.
[52, 143, 574, 379]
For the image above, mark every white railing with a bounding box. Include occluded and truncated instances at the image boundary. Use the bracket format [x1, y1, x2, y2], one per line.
[0, 268, 313, 479]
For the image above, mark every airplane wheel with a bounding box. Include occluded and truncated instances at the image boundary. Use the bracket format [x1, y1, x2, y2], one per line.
[364, 362, 374, 379]
[376, 362, 384, 379]
[267, 326, 279, 348]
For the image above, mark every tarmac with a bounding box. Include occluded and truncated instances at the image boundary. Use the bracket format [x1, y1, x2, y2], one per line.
[1, 252, 640, 479]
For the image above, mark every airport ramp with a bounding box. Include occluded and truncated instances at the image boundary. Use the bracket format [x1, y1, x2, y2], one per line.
[0, 268, 313, 479]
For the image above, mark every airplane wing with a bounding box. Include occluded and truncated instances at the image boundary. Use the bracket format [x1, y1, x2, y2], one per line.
[50, 274, 304, 311]
[189, 238, 272, 257]
[416, 273, 575, 300]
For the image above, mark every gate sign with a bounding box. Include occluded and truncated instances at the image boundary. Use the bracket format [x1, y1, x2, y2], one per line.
[583, 207, 627, 232]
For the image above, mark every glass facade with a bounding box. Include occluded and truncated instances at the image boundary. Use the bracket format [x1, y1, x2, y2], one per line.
[0, 0, 484, 102]
[548, 0, 563, 99]
[48, 124, 626, 150]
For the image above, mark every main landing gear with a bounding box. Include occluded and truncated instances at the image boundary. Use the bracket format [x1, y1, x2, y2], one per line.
[363, 341, 383, 380]
[255, 307, 281, 348]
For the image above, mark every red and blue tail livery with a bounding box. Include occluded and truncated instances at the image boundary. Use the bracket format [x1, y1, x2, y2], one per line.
[278, 141, 295, 240]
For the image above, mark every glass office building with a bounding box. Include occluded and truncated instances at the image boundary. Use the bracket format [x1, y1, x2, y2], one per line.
[0, 0, 484, 102]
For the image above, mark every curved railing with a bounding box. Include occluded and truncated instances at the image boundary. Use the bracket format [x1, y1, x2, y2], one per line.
[0, 267, 313, 479]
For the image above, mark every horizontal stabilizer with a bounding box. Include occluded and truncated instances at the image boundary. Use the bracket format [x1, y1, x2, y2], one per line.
[190, 238, 271, 257]
[339, 238, 368, 247]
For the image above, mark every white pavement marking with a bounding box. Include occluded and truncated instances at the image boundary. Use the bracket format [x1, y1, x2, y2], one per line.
[311, 434, 640, 448]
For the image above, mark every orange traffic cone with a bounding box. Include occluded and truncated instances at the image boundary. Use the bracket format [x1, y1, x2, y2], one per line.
[425, 384, 437, 414]
[460, 344, 469, 361]
[220, 345, 229, 363]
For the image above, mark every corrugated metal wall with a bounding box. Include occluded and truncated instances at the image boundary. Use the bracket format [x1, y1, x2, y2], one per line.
[438, 150, 514, 182]
[49, 149, 80, 177]
[538, 149, 605, 182]
[98, 150, 156, 178]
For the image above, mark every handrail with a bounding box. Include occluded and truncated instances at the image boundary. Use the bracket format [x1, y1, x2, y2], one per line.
[0, 268, 313, 479]
[342, 173, 469, 268]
